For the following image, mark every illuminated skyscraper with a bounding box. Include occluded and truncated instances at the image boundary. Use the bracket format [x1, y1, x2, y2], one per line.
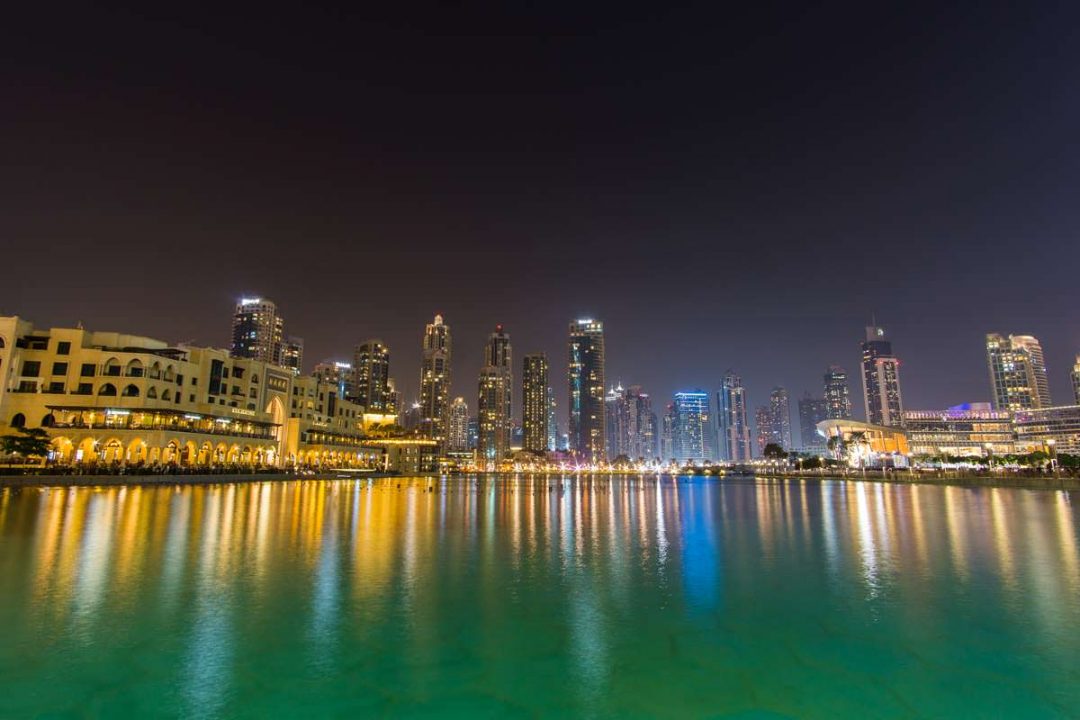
[546, 386, 557, 452]
[448, 396, 469, 452]
[522, 352, 549, 453]
[718, 370, 752, 463]
[605, 383, 629, 460]
[625, 385, 654, 459]
[823, 365, 852, 420]
[1072, 355, 1080, 406]
[230, 297, 283, 363]
[477, 325, 512, 467]
[797, 393, 828, 452]
[861, 325, 904, 426]
[986, 333, 1052, 411]
[419, 314, 452, 442]
[568, 319, 605, 462]
[673, 390, 711, 464]
[353, 339, 391, 410]
[277, 336, 304, 376]
[660, 403, 675, 461]
[312, 360, 354, 399]
[755, 386, 791, 453]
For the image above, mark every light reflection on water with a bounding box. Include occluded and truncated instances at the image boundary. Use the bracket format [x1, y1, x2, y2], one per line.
[0, 476, 1078, 718]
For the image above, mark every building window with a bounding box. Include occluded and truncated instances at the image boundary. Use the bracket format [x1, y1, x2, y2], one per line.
[47, 382, 64, 393]
[122, 384, 140, 397]
[75, 383, 93, 395]
[10, 413, 25, 428]
[80, 363, 95, 377]
[21, 361, 40, 377]
[52, 362, 68, 376]
[56, 341, 71, 355]
[98, 383, 117, 396]
[16, 381, 37, 393]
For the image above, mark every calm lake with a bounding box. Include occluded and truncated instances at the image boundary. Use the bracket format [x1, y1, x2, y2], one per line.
[1, 476, 1077, 718]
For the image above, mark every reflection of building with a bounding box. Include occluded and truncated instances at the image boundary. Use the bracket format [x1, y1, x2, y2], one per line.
[568, 319, 605, 462]
[902, 403, 1014, 456]
[824, 365, 852, 419]
[353, 339, 391, 411]
[448, 396, 469, 452]
[986, 333, 1051, 411]
[1013, 405, 1080, 454]
[861, 325, 903, 426]
[756, 386, 792, 451]
[419, 315, 452, 443]
[816, 418, 910, 461]
[798, 394, 828, 452]
[0, 315, 433, 472]
[522, 353, 549, 452]
[718, 370, 751, 463]
[477, 325, 512, 468]
[673, 390, 711, 464]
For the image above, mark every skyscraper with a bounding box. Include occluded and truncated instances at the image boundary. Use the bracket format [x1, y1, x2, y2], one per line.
[823, 365, 852, 420]
[546, 386, 557, 452]
[312, 360, 354, 399]
[625, 385, 654, 459]
[718, 370, 752, 463]
[673, 390, 712, 464]
[353, 339, 391, 411]
[522, 353, 549, 453]
[448, 397, 469, 452]
[605, 383, 629, 460]
[230, 297, 283, 364]
[419, 314, 452, 442]
[277, 337, 304, 376]
[568, 319, 605, 463]
[756, 386, 792, 452]
[1072, 355, 1080, 406]
[861, 325, 904, 426]
[660, 403, 675, 461]
[797, 393, 828, 452]
[986, 333, 1052, 411]
[477, 325, 512, 467]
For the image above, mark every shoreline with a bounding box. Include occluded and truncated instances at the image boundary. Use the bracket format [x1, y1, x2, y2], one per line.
[1, 469, 1077, 492]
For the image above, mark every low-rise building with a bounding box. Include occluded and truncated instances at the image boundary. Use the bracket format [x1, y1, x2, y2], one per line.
[1012, 405, 1080, 454]
[902, 403, 1014, 457]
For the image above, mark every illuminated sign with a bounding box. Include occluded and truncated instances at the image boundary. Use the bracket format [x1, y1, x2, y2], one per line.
[231, 408, 256, 417]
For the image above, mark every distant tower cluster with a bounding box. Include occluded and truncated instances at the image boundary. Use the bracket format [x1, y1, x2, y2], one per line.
[986, 333, 1052, 411]
[353, 339, 391, 411]
[861, 325, 903, 426]
[477, 325, 512, 467]
[718, 370, 752, 463]
[568, 319, 606, 463]
[420, 314, 452, 443]
[522, 353, 550, 452]
[230, 297, 303, 375]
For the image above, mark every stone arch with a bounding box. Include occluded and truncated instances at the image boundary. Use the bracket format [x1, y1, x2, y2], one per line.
[98, 383, 117, 396]
[76, 437, 98, 463]
[214, 443, 228, 463]
[226, 445, 241, 463]
[50, 436, 74, 463]
[197, 442, 213, 465]
[161, 439, 181, 465]
[266, 396, 285, 443]
[10, 413, 25, 428]
[41, 413, 55, 427]
[127, 438, 148, 463]
[124, 359, 143, 377]
[147, 386, 158, 400]
[103, 357, 121, 376]
[148, 361, 162, 379]
[182, 441, 197, 465]
[100, 438, 124, 463]
[122, 384, 140, 397]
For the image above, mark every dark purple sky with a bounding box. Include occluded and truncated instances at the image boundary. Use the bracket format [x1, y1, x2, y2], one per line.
[3, 3, 1080, 444]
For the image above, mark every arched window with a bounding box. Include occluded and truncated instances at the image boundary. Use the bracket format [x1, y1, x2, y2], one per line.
[98, 383, 117, 396]
[164, 365, 175, 382]
[122, 384, 140, 397]
[10, 413, 26, 428]
[249, 388, 257, 398]
[148, 362, 162, 379]
[0, 336, 6, 348]
[147, 387, 158, 399]
[162, 389, 172, 401]
[125, 359, 143, 377]
[251, 374, 259, 384]
[103, 358, 121, 376]
[41, 413, 55, 427]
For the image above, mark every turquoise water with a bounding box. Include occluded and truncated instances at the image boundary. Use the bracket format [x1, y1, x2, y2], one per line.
[0, 476, 1078, 718]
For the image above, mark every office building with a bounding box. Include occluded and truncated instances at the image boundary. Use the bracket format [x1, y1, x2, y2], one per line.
[625, 385, 655, 459]
[312, 360, 354, 400]
[798, 394, 828, 452]
[477, 325, 512, 467]
[448, 396, 469, 452]
[353, 339, 391, 411]
[660, 403, 675, 461]
[986, 333, 1052, 411]
[419, 314, 452, 443]
[673, 390, 712, 464]
[718, 370, 752, 462]
[755, 386, 791, 453]
[824, 365, 852, 419]
[546, 386, 557, 452]
[568, 319, 605, 462]
[230, 297, 283, 364]
[605, 383, 629, 460]
[861, 325, 904, 426]
[522, 353, 550, 453]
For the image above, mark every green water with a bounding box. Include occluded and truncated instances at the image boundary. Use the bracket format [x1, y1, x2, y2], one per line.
[1, 477, 1078, 718]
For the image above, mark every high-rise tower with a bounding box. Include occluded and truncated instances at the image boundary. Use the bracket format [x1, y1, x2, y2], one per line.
[718, 370, 751, 463]
[755, 386, 792, 452]
[230, 297, 283, 363]
[986, 333, 1052, 411]
[353, 339, 391, 411]
[568, 319, 605, 463]
[1072, 355, 1080, 406]
[419, 314, 452, 442]
[861, 326, 904, 426]
[823, 365, 852, 420]
[673, 390, 712, 464]
[477, 325, 512, 467]
[798, 393, 828, 451]
[522, 353, 549, 453]
[448, 397, 469, 452]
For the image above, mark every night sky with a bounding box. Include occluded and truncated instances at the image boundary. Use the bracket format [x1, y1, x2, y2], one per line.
[4, 4, 1080, 444]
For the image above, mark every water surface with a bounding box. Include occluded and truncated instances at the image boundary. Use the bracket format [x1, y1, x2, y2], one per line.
[1, 476, 1078, 717]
